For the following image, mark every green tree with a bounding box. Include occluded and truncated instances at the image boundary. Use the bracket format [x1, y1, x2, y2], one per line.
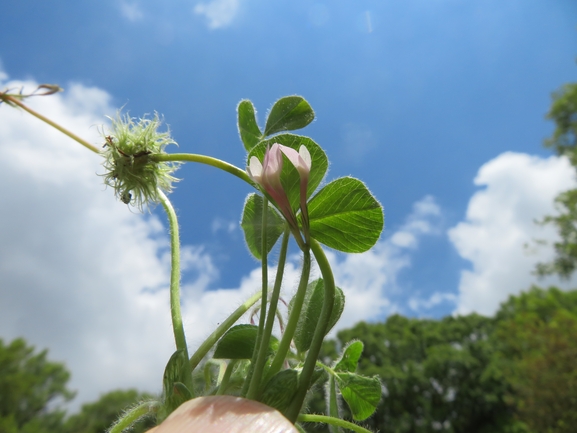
[536, 82, 577, 278]
[305, 287, 577, 433]
[0, 338, 74, 433]
[307, 314, 524, 433]
[64, 389, 156, 433]
[494, 287, 577, 433]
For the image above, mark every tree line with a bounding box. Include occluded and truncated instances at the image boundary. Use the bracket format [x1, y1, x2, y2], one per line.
[307, 286, 577, 433]
[0, 338, 154, 433]
[2, 286, 576, 432]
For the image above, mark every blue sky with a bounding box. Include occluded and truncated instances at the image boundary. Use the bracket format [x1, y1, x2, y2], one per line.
[1, 0, 577, 406]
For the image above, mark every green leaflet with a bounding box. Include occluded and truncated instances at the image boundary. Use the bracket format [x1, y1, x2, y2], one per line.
[336, 372, 381, 421]
[213, 324, 279, 360]
[240, 193, 285, 260]
[324, 341, 381, 422]
[290, 278, 345, 353]
[158, 349, 193, 422]
[308, 177, 384, 253]
[334, 340, 364, 373]
[259, 369, 299, 413]
[237, 100, 263, 151]
[264, 96, 315, 136]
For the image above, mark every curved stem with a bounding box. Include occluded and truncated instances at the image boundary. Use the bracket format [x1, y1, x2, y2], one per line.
[297, 414, 373, 433]
[327, 376, 340, 433]
[246, 228, 290, 399]
[267, 248, 311, 380]
[245, 197, 270, 399]
[189, 291, 262, 371]
[285, 239, 335, 422]
[2, 95, 101, 154]
[216, 360, 238, 395]
[243, 197, 270, 397]
[108, 400, 161, 433]
[158, 190, 190, 368]
[151, 153, 254, 186]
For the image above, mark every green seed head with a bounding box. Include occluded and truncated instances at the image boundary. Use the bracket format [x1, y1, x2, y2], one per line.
[101, 113, 180, 211]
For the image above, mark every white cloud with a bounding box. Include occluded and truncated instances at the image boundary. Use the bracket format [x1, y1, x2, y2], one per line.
[408, 292, 457, 312]
[448, 152, 577, 316]
[211, 217, 237, 234]
[194, 0, 240, 29]
[120, 1, 144, 22]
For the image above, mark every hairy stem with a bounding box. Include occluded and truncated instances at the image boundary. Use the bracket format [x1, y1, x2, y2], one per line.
[246, 228, 290, 399]
[158, 190, 188, 358]
[189, 291, 262, 371]
[108, 400, 160, 433]
[151, 153, 253, 186]
[285, 239, 335, 422]
[267, 248, 311, 380]
[297, 414, 372, 433]
[327, 375, 340, 433]
[216, 360, 238, 395]
[245, 197, 270, 399]
[243, 197, 270, 397]
[2, 95, 101, 154]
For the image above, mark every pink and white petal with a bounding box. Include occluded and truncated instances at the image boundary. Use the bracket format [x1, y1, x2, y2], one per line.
[264, 144, 283, 176]
[247, 156, 263, 182]
[278, 144, 302, 167]
[298, 145, 312, 170]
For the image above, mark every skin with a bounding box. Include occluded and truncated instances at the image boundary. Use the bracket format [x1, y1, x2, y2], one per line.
[147, 396, 299, 433]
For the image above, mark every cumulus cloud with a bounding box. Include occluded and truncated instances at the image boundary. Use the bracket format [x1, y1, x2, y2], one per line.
[449, 152, 577, 316]
[194, 0, 240, 29]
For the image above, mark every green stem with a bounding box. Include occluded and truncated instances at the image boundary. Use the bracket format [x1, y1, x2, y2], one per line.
[151, 153, 253, 186]
[285, 239, 335, 422]
[2, 95, 101, 154]
[297, 414, 373, 433]
[158, 190, 188, 358]
[216, 359, 238, 395]
[327, 375, 340, 433]
[108, 400, 160, 433]
[245, 197, 269, 399]
[267, 248, 311, 380]
[189, 291, 262, 371]
[204, 359, 227, 393]
[246, 228, 290, 399]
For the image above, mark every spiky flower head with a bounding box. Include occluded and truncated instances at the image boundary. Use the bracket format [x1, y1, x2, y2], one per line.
[101, 113, 180, 211]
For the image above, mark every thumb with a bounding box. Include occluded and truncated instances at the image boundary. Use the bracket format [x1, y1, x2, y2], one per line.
[148, 395, 298, 433]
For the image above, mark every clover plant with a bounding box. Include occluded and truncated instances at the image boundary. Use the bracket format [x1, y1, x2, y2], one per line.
[1, 87, 384, 433]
